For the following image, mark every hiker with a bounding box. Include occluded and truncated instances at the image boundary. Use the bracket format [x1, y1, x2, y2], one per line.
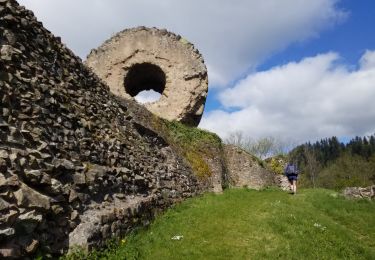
[284, 162, 299, 194]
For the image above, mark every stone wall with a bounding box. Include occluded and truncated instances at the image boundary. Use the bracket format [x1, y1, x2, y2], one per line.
[0, 1, 289, 258]
[0, 1, 204, 257]
[224, 145, 289, 190]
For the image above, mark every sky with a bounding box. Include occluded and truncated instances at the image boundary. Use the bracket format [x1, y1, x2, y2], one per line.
[17, 0, 375, 145]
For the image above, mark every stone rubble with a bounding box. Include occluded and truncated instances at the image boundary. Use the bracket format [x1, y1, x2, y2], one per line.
[0, 0, 204, 257]
[342, 185, 375, 200]
[0, 0, 290, 258]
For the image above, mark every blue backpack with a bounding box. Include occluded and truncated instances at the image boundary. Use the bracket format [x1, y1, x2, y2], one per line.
[285, 164, 298, 175]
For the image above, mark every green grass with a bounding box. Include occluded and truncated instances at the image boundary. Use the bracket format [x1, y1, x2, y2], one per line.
[64, 189, 375, 260]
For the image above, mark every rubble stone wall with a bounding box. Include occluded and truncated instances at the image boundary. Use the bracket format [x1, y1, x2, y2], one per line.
[0, 1, 204, 257]
[224, 145, 289, 190]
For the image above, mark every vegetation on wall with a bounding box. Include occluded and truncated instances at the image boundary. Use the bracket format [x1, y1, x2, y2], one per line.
[153, 118, 222, 180]
[265, 155, 286, 175]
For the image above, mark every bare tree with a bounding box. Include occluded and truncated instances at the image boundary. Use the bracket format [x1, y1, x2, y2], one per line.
[303, 145, 320, 188]
[225, 131, 291, 159]
[225, 131, 245, 147]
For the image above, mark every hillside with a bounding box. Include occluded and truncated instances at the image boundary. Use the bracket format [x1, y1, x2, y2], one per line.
[63, 188, 375, 259]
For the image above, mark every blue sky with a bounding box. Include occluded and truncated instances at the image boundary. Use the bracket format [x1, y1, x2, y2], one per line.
[258, 0, 375, 70]
[18, 0, 375, 144]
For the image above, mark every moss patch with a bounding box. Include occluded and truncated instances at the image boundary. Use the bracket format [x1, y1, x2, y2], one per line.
[152, 118, 222, 180]
[265, 155, 287, 175]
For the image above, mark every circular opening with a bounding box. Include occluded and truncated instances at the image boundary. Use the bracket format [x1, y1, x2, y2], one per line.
[134, 89, 162, 104]
[124, 63, 166, 99]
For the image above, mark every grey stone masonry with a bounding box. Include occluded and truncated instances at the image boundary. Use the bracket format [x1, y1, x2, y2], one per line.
[0, 0, 203, 257]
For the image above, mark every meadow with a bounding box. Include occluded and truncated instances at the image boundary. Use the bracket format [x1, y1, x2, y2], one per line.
[63, 188, 375, 260]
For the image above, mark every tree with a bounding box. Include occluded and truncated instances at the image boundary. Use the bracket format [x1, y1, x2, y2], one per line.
[225, 132, 290, 159]
[303, 145, 321, 188]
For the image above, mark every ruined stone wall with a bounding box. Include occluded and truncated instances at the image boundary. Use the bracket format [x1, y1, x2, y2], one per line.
[0, 1, 203, 257]
[224, 145, 288, 190]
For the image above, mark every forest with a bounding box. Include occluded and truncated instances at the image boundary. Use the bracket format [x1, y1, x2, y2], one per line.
[290, 135, 375, 189]
[225, 132, 375, 190]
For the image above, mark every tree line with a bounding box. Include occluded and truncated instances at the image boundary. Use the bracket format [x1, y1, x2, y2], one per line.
[291, 134, 375, 167]
[289, 134, 375, 188]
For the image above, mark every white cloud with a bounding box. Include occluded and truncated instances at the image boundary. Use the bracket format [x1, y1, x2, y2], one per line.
[134, 90, 161, 104]
[199, 51, 375, 143]
[18, 0, 346, 86]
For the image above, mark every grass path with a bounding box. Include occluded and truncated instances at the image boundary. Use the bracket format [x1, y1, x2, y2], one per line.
[67, 189, 375, 260]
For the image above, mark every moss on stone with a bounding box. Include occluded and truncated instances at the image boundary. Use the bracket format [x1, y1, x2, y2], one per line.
[185, 151, 212, 180]
[152, 118, 221, 180]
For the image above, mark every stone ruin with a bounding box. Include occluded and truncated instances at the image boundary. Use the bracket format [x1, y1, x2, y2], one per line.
[0, 1, 204, 257]
[0, 1, 283, 258]
[86, 27, 208, 126]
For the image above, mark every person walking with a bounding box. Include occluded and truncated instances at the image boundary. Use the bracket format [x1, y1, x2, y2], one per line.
[284, 162, 299, 194]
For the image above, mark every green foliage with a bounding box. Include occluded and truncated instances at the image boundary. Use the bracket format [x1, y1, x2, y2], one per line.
[75, 189, 375, 259]
[59, 239, 121, 260]
[154, 119, 222, 180]
[164, 120, 222, 149]
[185, 151, 211, 179]
[317, 153, 375, 190]
[266, 156, 286, 174]
[289, 134, 375, 189]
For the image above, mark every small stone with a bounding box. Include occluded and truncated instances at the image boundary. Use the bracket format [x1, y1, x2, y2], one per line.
[0, 175, 19, 187]
[0, 173, 6, 187]
[0, 246, 21, 258]
[25, 239, 39, 254]
[14, 183, 51, 209]
[0, 228, 15, 237]
[53, 158, 75, 170]
[104, 194, 112, 202]
[135, 175, 144, 181]
[40, 174, 51, 185]
[68, 190, 78, 203]
[52, 205, 64, 215]
[101, 224, 111, 239]
[70, 210, 79, 221]
[18, 210, 43, 234]
[0, 45, 16, 61]
[73, 173, 86, 185]
[0, 197, 10, 211]
[50, 178, 63, 193]
[114, 193, 126, 199]
[0, 150, 8, 159]
[0, 210, 18, 225]
[24, 169, 42, 182]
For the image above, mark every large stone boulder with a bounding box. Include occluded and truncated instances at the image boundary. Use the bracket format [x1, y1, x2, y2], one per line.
[86, 27, 208, 126]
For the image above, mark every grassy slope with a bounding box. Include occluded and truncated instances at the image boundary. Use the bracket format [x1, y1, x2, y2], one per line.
[75, 189, 375, 260]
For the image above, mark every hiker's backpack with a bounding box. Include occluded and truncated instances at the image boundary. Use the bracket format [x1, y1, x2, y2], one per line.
[285, 164, 298, 175]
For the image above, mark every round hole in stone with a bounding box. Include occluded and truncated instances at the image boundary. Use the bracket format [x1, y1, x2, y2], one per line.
[134, 89, 162, 104]
[124, 63, 166, 103]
